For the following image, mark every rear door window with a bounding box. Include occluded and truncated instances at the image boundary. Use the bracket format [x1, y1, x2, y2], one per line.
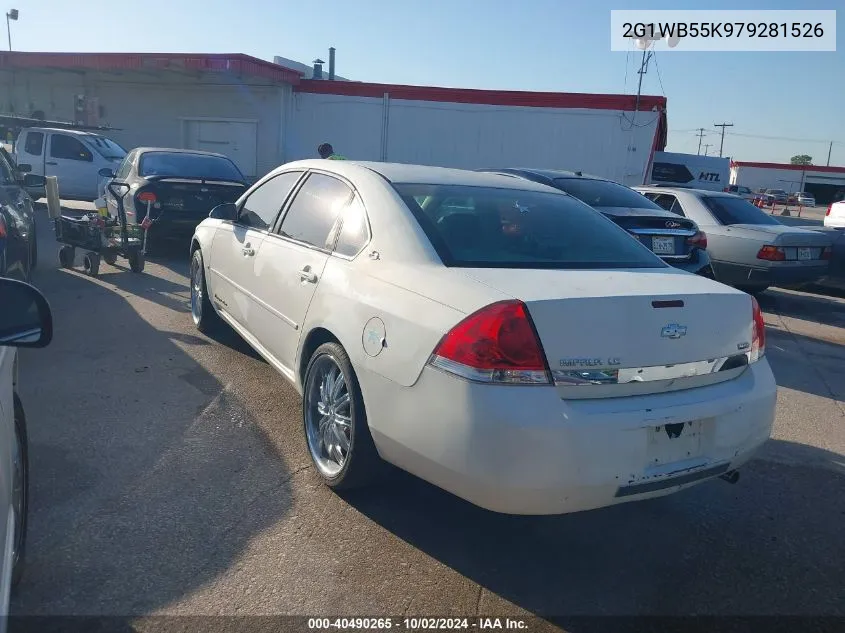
[333, 195, 371, 257]
[277, 173, 353, 249]
[649, 193, 686, 216]
[24, 131, 44, 156]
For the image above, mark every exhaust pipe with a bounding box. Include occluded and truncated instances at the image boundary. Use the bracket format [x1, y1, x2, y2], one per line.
[719, 470, 740, 484]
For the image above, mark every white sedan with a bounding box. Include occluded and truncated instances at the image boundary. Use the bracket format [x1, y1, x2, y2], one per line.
[825, 200, 845, 229]
[189, 160, 777, 515]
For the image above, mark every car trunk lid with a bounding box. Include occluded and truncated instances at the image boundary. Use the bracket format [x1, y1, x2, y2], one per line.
[594, 206, 698, 260]
[461, 268, 755, 398]
[139, 178, 246, 217]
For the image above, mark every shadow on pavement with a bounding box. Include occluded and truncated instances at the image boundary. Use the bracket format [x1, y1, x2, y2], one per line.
[343, 440, 845, 618]
[11, 250, 294, 616]
[758, 289, 845, 330]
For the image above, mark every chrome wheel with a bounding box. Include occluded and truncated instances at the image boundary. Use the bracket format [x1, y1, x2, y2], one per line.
[190, 257, 203, 325]
[305, 355, 352, 477]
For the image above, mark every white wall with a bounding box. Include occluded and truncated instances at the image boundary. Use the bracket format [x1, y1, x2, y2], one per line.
[731, 166, 845, 191]
[1, 69, 290, 178]
[287, 92, 660, 185]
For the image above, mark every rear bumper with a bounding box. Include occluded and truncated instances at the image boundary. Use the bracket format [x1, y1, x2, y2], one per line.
[714, 260, 830, 288]
[362, 360, 777, 515]
[127, 210, 207, 236]
[665, 249, 712, 276]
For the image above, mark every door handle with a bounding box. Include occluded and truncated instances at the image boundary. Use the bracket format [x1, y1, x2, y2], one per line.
[298, 268, 318, 283]
[45, 161, 58, 166]
[242, 247, 256, 256]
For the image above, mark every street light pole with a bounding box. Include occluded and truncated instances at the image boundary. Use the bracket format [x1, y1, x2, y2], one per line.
[6, 8, 18, 52]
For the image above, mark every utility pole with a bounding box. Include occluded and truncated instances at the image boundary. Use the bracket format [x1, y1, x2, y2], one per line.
[695, 128, 706, 155]
[703, 143, 712, 157]
[713, 122, 734, 158]
[633, 49, 653, 123]
[828, 141, 833, 166]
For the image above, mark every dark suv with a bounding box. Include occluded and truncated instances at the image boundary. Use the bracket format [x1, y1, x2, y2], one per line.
[479, 168, 714, 277]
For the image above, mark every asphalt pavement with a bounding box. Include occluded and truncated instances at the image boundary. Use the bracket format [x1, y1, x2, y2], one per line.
[8, 205, 845, 627]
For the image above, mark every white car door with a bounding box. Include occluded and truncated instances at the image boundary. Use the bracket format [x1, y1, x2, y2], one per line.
[249, 172, 355, 371]
[45, 133, 96, 199]
[208, 171, 305, 327]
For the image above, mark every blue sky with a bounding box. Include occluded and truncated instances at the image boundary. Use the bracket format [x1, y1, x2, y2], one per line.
[8, 0, 844, 164]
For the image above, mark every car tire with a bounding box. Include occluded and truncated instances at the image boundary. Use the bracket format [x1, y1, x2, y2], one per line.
[190, 249, 221, 334]
[58, 245, 75, 269]
[11, 394, 29, 588]
[82, 252, 100, 277]
[103, 251, 118, 266]
[128, 251, 145, 274]
[303, 342, 382, 490]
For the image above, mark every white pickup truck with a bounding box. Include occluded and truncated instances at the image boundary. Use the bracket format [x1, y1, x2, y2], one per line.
[12, 127, 126, 201]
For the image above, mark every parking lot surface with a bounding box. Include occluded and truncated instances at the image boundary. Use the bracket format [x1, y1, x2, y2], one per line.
[9, 206, 845, 623]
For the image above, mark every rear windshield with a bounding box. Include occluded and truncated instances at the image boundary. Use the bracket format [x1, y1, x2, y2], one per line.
[138, 152, 244, 182]
[702, 195, 782, 226]
[393, 184, 665, 269]
[766, 189, 787, 195]
[553, 177, 662, 210]
[86, 136, 127, 160]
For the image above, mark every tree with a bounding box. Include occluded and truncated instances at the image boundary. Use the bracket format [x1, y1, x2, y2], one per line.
[790, 154, 813, 165]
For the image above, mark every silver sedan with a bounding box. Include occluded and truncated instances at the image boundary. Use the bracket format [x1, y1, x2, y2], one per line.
[635, 186, 833, 295]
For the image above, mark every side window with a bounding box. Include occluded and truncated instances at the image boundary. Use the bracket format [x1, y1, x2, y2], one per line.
[651, 193, 683, 216]
[334, 195, 371, 257]
[115, 151, 135, 179]
[50, 134, 93, 162]
[24, 131, 44, 156]
[238, 171, 303, 230]
[278, 173, 352, 249]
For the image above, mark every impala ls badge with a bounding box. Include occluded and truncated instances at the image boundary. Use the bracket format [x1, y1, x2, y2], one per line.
[661, 323, 687, 339]
[665, 220, 681, 228]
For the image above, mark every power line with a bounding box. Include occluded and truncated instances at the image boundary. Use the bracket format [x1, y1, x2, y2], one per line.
[714, 122, 734, 157]
[719, 130, 843, 145]
[652, 51, 666, 97]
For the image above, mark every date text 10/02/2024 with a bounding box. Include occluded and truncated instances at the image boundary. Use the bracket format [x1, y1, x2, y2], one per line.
[307, 617, 529, 630]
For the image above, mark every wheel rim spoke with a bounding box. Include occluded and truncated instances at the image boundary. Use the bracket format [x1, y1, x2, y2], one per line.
[305, 355, 355, 477]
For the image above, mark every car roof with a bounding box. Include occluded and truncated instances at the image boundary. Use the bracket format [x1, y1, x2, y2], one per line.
[134, 147, 229, 158]
[635, 185, 733, 198]
[275, 160, 562, 192]
[481, 167, 609, 182]
[20, 127, 110, 137]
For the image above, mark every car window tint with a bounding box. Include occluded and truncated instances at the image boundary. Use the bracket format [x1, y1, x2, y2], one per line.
[334, 195, 370, 257]
[701, 195, 782, 226]
[50, 134, 93, 162]
[239, 171, 302, 230]
[394, 183, 664, 269]
[24, 132, 43, 156]
[279, 173, 352, 249]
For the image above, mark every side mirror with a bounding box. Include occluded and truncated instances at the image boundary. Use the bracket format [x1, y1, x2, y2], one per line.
[98, 167, 115, 178]
[209, 202, 238, 221]
[23, 174, 46, 188]
[0, 278, 53, 349]
[15, 163, 32, 174]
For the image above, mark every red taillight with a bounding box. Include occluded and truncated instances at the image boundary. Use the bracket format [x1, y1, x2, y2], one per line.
[687, 230, 708, 249]
[821, 246, 832, 260]
[757, 245, 785, 261]
[0, 216, 6, 238]
[137, 191, 157, 203]
[429, 300, 550, 384]
[751, 296, 765, 362]
[826, 205, 833, 217]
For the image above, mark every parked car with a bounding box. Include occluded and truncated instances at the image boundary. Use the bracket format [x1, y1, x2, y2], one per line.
[765, 189, 789, 204]
[100, 148, 249, 241]
[724, 184, 756, 202]
[1, 150, 44, 282]
[752, 192, 774, 206]
[795, 192, 815, 207]
[825, 200, 845, 229]
[0, 277, 53, 629]
[190, 160, 776, 515]
[12, 127, 126, 201]
[479, 169, 713, 277]
[637, 186, 832, 295]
